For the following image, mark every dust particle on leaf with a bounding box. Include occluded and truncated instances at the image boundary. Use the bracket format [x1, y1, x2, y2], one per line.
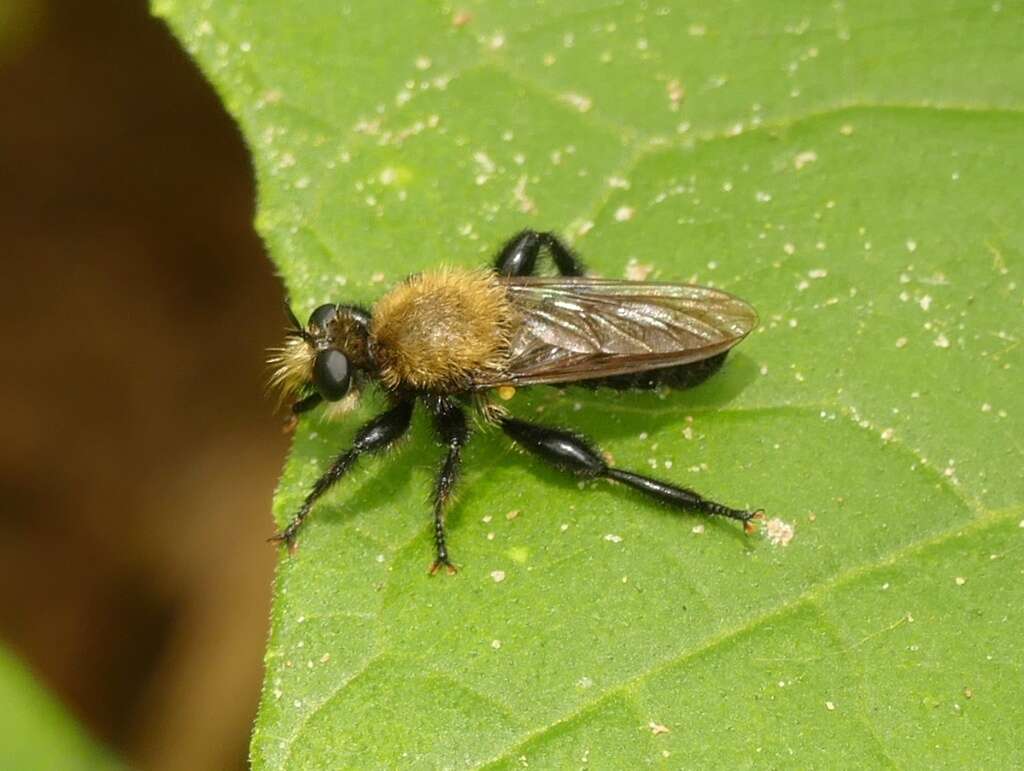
[561, 92, 593, 113]
[793, 150, 818, 170]
[490, 570, 506, 583]
[648, 721, 670, 735]
[764, 517, 795, 546]
[625, 259, 654, 280]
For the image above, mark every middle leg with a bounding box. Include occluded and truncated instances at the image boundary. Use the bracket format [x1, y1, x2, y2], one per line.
[500, 417, 762, 531]
[428, 398, 470, 574]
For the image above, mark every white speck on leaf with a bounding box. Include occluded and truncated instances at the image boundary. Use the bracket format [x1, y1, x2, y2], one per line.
[625, 259, 653, 280]
[794, 150, 818, 170]
[490, 570, 506, 583]
[666, 79, 685, 110]
[614, 205, 635, 222]
[604, 533, 623, 543]
[764, 517, 795, 546]
[934, 333, 950, 348]
[649, 721, 671, 736]
[561, 92, 593, 112]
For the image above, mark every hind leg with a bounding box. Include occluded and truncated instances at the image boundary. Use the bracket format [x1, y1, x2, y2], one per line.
[494, 230, 585, 277]
[500, 416, 762, 531]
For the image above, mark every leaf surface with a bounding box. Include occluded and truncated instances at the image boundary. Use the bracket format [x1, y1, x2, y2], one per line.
[0, 646, 121, 770]
[155, 1, 1024, 767]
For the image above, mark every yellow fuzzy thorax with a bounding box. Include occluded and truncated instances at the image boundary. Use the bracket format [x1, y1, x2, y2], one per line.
[370, 267, 514, 392]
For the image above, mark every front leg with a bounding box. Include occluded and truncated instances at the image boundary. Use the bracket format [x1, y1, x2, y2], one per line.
[500, 417, 762, 531]
[494, 229, 586, 277]
[272, 399, 414, 547]
[428, 398, 470, 574]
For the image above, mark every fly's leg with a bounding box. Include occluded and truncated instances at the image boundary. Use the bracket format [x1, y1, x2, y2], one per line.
[283, 392, 323, 433]
[494, 229, 586, 277]
[428, 398, 470, 575]
[271, 399, 414, 548]
[500, 417, 763, 532]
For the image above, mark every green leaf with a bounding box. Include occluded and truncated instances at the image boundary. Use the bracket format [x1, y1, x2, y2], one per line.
[0, 645, 122, 770]
[155, 1, 1024, 767]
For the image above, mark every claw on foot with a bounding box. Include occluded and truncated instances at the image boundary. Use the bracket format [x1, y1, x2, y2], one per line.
[743, 509, 766, 535]
[268, 531, 298, 554]
[428, 559, 459, 576]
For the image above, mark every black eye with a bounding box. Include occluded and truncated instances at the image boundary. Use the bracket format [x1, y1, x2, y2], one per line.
[308, 303, 338, 331]
[312, 349, 351, 401]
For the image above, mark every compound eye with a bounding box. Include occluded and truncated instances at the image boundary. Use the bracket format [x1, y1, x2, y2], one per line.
[308, 303, 338, 332]
[312, 348, 351, 401]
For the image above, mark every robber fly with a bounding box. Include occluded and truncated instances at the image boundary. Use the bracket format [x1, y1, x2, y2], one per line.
[269, 230, 762, 574]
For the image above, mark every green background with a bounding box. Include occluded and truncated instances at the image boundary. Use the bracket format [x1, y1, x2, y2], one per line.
[155, 1, 1023, 767]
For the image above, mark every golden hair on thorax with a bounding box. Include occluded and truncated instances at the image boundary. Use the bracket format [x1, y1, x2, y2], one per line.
[370, 267, 514, 391]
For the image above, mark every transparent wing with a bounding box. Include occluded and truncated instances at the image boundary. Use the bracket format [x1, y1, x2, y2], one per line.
[478, 277, 758, 388]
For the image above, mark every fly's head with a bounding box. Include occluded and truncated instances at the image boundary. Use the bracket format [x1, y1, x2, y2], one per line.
[268, 302, 373, 416]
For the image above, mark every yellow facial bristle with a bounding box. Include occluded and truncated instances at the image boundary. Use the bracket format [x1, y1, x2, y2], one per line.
[266, 336, 315, 404]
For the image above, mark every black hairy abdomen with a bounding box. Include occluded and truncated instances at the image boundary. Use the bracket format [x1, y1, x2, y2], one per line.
[571, 352, 728, 391]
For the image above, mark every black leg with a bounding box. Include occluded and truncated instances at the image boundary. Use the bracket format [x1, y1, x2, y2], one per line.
[271, 399, 414, 547]
[428, 398, 470, 574]
[494, 229, 586, 277]
[282, 392, 324, 433]
[500, 417, 762, 531]
[292, 392, 323, 415]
